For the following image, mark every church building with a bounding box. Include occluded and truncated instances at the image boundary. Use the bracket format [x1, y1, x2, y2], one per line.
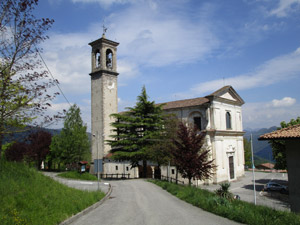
[89, 34, 245, 184]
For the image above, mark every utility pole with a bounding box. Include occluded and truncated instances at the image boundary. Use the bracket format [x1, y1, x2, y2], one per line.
[93, 132, 100, 191]
[250, 134, 256, 205]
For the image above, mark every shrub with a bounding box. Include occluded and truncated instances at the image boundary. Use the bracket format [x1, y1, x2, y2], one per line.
[215, 182, 234, 200]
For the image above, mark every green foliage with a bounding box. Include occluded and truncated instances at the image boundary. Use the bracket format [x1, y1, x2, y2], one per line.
[269, 117, 300, 170]
[0, 159, 104, 225]
[0, 0, 59, 157]
[244, 138, 252, 167]
[49, 104, 90, 169]
[215, 182, 234, 200]
[147, 113, 179, 167]
[108, 86, 165, 176]
[58, 171, 97, 181]
[150, 180, 300, 225]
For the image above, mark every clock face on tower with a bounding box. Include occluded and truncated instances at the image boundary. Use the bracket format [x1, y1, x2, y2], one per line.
[107, 81, 115, 90]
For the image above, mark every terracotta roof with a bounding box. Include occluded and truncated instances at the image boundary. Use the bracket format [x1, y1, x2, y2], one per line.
[158, 97, 209, 110]
[256, 163, 274, 169]
[259, 124, 300, 140]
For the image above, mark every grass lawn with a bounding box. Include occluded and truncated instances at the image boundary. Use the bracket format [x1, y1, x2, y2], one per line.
[149, 180, 300, 225]
[58, 171, 98, 181]
[0, 160, 105, 225]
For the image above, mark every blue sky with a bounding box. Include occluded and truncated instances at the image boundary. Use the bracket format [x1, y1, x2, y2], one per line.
[36, 0, 300, 130]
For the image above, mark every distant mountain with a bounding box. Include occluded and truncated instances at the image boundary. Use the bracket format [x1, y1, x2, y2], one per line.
[3, 127, 61, 144]
[244, 126, 278, 162]
[4, 126, 92, 144]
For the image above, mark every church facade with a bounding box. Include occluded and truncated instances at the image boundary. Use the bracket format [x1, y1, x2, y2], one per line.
[159, 86, 245, 184]
[89, 35, 245, 184]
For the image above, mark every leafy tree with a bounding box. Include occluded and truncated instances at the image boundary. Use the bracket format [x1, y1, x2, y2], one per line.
[172, 122, 215, 185]
[26, 130, 52, 170]
[0, 0, 59, 157]
[108, 86, 165, 178]
[269, 117, 300, 170]
[5, 141, 28, 162]
[50, 104, 90, 169]
[243, 138, 251, 168]
[146, 113, 179, 177]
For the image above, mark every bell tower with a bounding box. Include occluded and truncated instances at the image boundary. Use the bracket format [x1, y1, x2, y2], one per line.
[89, 33, 119, 173]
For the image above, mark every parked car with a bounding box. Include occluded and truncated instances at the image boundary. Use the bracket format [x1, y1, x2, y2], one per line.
[264, 182, 288, 194]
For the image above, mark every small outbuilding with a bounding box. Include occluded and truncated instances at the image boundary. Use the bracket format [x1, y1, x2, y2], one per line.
[259, 124, 300, 213]
[256, 163, 274, 170]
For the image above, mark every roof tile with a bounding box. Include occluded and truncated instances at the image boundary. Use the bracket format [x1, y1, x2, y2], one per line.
[259, 124, 300, 140]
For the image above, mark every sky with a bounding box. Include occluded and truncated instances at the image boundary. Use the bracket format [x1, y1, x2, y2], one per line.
[34, 0, 300, 131]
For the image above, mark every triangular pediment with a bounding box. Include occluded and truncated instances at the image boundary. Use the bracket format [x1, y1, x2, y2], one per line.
[206, 86, 245, 105]
[219, 92, 237, 101]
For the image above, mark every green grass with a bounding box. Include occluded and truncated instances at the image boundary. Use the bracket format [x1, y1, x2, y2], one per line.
[149, 180, 300, 225]
[0, 160, 105, 225]
[58, 171, 98, 181]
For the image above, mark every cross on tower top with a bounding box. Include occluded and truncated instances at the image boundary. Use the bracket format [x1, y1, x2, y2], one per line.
[102, 24, 107, 37]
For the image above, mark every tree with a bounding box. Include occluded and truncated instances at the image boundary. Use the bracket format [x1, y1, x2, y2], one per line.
[0, 0, 59, 157]
[269, 117, 300, 170]
[5, 141, 28, 162]
[172, 122, 215, 185]
[108, 86, 165, 178]
[49, 104, 90, 169]
[146, 113, 179, 178]
[243, 138, 251, 168]
[26, 130, 52, 169]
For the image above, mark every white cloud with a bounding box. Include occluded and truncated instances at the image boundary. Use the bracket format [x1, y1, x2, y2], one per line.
[243, 100, 300, 129]
[271, 97, 296, 107]
[71, 0, 136, 8]
[189, 46, 300, 95]
[269, 0, 300, 17]
[107, 1, 219, 67]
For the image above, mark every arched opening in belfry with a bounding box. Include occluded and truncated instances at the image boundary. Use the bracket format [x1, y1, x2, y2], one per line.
[95, 50, 101, 68]
[106, 49, 113, 69]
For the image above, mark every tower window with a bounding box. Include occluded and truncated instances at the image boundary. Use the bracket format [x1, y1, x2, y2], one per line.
[95, 50, 101, 68]
[226, 112, 232, 130]
[106, 49, 113, 69]
[193, 117, 202, 130]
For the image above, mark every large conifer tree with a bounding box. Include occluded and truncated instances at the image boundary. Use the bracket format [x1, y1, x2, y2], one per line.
[108, 86, 164, 177]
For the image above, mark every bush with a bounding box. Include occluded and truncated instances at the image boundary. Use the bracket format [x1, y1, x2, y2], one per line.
[215, 182, 234, 200]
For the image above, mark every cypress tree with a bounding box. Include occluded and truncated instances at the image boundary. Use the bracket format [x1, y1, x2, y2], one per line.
[108, 86, 164, 178]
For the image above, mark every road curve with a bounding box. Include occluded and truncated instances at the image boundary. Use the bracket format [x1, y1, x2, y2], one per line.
[71, 179, 241, 225]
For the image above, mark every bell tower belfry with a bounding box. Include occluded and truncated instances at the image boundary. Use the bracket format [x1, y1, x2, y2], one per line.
[89, 34, 119, 173]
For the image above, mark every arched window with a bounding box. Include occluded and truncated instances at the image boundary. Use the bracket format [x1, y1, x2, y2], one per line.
[188, 111, 203, 131]
[106, 49, 113, 69]
[226, 112, 231, 129]
[193, 117, 202, 130]
[95, 50, 101, 68]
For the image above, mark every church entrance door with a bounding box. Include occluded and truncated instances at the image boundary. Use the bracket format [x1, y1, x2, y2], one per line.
[229, 156, 234, 179]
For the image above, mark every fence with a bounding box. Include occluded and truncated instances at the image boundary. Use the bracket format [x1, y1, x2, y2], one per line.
[160, 175, 184, 185]
[100, 173, 131, 179]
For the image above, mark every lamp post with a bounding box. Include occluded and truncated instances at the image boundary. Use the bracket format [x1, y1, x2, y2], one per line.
[250, 133, 256, 205]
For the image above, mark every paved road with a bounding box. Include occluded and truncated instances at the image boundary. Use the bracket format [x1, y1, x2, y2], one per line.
[200, 171, 290, 211]
[42, 172, 110, 193]
[71, 179, 242, 225]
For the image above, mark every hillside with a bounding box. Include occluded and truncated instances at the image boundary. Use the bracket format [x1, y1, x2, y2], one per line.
[244, 126, 278, 162]
[0, 160, 104, 225]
